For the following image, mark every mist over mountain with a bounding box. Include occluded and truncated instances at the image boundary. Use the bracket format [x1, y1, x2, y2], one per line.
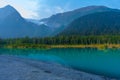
[40, 6, 118, 35]
[40, 6, 111, 27]
[0, 5, 120, 38]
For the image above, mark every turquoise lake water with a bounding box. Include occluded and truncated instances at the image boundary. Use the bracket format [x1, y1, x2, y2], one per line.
[0, 48, 120, 78]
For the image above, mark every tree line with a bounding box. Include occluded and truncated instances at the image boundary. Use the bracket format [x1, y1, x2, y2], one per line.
[0, 35, 120, 46]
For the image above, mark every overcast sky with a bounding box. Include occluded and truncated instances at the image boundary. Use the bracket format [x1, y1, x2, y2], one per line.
[0, 0, 120, 19]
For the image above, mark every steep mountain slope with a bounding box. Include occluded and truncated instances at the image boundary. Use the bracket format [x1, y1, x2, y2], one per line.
[0, 5, 14, 22]
[0, 5, 51, 38]
[59, 11, 120, 36]
[40, 6, 113, 28]
[40, 6, 118, 35]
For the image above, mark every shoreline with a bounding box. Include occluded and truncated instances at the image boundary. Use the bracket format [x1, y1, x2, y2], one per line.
[50, 44, 120, 49]
[3, 44, 120, 49]
[0, 55, 116, 80]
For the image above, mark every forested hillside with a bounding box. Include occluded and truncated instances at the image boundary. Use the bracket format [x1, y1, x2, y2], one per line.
[60, 11, 120, 36]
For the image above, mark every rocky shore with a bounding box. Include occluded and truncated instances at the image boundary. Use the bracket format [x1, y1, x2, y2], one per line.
[0, 55, 117, 80]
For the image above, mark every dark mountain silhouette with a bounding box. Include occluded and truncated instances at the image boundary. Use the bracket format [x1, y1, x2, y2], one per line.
[59, 11, 120, 36]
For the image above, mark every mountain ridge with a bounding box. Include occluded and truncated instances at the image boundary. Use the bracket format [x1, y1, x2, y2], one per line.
[0, 5, 120, 38]
[0, 5, 51, 38]
[39, 5, 119, 36]
[40, 5, 112, 27]
[59, 11, 120, 36]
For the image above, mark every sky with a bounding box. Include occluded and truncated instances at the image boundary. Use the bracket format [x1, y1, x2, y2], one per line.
[0, 0, 120, 19]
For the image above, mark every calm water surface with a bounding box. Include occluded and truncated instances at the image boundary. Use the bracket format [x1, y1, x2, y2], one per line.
[0, 48, 120, 78]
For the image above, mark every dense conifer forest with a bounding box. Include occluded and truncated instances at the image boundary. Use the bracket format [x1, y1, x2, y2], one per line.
[0, 35, 120, 49]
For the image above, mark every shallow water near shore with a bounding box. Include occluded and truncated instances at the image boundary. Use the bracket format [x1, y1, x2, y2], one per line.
[0, 48, 120, 79]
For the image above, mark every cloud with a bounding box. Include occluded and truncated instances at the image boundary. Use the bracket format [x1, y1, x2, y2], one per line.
[16, 0, 40, 19]
[54, 6, 64, 13]
[0, 0, 40, 19]
[0, 0, 9, 7]
[1, 0, 120, 19]
[37, 1, 70, 19]
[0, 0, 71, 19]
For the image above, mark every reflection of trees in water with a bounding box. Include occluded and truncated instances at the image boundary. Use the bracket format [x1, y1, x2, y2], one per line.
[1, 48, 120, 57]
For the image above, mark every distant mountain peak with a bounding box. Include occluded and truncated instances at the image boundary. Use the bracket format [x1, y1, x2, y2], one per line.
[73, 5, 110, 12]
[3, 5, 16, 11]
[0, 4, 22, 22]
[89, 5, 108, 8]
[84, 5, 109, 8]
[40, 5, 112, 29]
[4, 5, 13, 8]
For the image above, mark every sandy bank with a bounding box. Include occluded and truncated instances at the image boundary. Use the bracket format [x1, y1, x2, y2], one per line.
[0, 55, 116, 80]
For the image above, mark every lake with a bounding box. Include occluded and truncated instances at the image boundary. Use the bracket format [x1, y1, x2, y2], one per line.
[0, 48, 120, 79]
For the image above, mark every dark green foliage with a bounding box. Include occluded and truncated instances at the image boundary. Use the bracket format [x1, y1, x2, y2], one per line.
[40, 6, 112, 36]
[0, 36, 120, 47]
[41, 6, 111, 28]
[60, 11, 120, 36]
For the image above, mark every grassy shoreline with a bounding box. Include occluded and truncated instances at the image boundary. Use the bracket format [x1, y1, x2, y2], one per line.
[50, 44, 120, 49]
[2, 44, 120, 49]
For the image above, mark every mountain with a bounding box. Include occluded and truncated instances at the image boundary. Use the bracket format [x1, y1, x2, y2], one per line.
[0, 5, 51, 38]
[40, 6, 117, 35]
[26, 19, 45, 25]
[0, 5, 16, 22]
[59, 11, 120, 36]
[1, 5, 120, 38]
